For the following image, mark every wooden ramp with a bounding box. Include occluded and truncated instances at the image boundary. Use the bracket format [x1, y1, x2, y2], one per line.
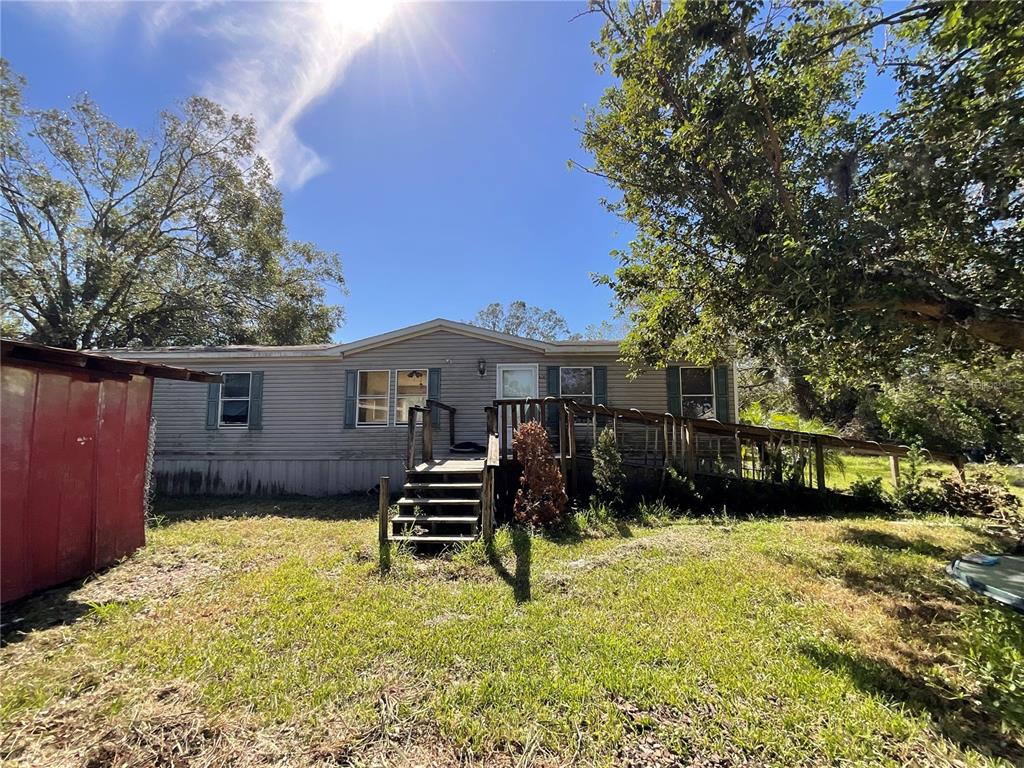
[391, 458, 485, 544]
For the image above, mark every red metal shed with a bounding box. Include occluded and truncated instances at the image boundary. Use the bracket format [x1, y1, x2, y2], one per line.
[1, 340, 218, 603]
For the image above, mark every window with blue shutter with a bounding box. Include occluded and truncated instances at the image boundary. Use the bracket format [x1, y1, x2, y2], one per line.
[344, 370, 357, 428]
[593, 366, 608, 406]
[714, 365, 731, 422]
[666, 367, 681, 417]
[207, 372, 260, 429]
[428, 368, 441, 427]
[667, 366, 716, 421]
[248, 372, 264, 430]
[546, 366, 560, 433]
[205, 382, 221, 429]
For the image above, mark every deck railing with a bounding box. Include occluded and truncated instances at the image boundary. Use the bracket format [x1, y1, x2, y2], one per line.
[405, 399, 457, 468]
[490, 398, 965, 492]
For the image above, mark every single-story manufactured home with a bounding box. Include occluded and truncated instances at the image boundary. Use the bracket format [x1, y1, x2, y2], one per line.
[111, 318, 736, 496]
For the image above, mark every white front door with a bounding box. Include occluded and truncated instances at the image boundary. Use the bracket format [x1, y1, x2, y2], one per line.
[496, 363, 538, 442]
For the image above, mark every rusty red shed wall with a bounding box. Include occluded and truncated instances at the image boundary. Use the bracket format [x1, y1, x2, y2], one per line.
[1, 363, 153, 603]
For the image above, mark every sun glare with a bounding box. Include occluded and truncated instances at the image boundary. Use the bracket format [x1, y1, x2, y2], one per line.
[319, 0, 397, 35]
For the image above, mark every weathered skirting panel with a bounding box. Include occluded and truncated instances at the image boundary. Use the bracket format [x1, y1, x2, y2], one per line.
[154, 458, 406, 496]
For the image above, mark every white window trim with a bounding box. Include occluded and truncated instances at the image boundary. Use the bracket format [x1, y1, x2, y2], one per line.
[495, 363, 539, 399]
[558, 365, 595, 403]
[356, 369, 391, 428]
[218, 371, 252, 429]
[679, 365, 716, 418]
[394, 368, 429, 427]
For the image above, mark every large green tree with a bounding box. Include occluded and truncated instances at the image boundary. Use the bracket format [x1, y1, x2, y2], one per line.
[470, 300, 572, 340]
[1, 61, 344, 349]
[580, 1, 1023, 388]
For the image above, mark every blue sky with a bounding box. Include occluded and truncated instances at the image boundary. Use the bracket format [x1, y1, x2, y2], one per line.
[2, 1, 629, 341]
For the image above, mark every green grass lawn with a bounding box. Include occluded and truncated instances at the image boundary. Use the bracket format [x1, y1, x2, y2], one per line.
[2, 496, 1022, 767]
[827, 454, 1024, 499]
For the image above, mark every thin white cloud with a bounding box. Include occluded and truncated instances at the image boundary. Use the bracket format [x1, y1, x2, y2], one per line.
[199, 2, 393, 189]
[26, 0, 131, 40]
[28, 0, 396, 191]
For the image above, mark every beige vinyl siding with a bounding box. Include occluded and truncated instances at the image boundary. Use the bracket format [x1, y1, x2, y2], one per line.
[151, 359, 346, 457]
[142, 329, 735, 494]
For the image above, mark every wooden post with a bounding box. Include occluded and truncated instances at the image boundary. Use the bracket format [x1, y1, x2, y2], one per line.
[659, 418, 670, 493]
[889, 455, 901, 489]
[814, 440, 826, 491]
[378, 476, 391, 573]
[567, 407, 578, 498]
[510, 404, 519, 457]
[422, 407, 434, 462]
[406, 413, 416, 469]
[500, 404, 508, 460]
[952, 456, 966, 484]
[734, 429, 742, 478]
[558, 403, 570, 496]
[684, 420, 697, 479]
[481, 468, 494, 542]
[448, 409, 456, 449]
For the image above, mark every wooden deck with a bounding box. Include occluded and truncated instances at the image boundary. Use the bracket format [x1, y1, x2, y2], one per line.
[384, 397, 968, 549]
[412, 458, 485, 473]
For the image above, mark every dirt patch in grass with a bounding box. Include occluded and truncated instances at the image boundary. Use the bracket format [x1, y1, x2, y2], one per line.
[79, 549, 222, 605]
[1, 548, 221, 648]
[541, 526, 713, 590]
[1, 674, 551, 768]
[612, 695, 758, 768]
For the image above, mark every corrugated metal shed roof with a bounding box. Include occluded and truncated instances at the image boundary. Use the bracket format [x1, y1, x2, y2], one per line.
[1, 339, 222, 383]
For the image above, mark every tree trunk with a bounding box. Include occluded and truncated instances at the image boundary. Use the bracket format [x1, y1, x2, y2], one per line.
[789, 369, 819, 421]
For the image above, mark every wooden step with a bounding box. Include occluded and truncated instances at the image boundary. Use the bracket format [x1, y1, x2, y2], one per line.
[404, 482, 482, 490]
[392, 515, 479, 524]
[409, 464, 483, 476]
[397, 497, 479, 506]
[390, 535, 478, 544]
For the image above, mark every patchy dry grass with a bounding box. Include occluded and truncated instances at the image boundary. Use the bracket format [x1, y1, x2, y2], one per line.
[1, 495, 1022, 767]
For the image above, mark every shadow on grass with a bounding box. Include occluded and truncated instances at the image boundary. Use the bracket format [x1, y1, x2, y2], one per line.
[800, 640, 1023, 764]
[780, 522, 1023, 760]
[831, 525, 1016, 622]
[841, 528, 952, 559]
[485, 528, 532, 603]
[0, 581, 94, 647]
[151, 494, 376, 524]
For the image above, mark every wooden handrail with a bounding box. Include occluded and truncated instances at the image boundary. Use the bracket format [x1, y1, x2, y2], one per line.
[406, 400, 460, 468]
[562, 400, 963, 464]
[484, 406, 500, 468]
[490, 396, 965, 491]
[481, 405, 499, 542]
[426, 399, 457, 449]
[406, 406, 423, 468]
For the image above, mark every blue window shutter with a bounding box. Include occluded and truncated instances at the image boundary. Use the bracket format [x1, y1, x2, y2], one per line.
[594, 366, 608, 427]
[666, 367, 681, 417]
[714, 365, 730, 421]
[344, 370, 357, 428]
[428, 368, 441, 427]
[248, 371, 264, 430]
[206, 382, 221, 429]
[594, 366, 608, 406]
[546, 366, 560, 433]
